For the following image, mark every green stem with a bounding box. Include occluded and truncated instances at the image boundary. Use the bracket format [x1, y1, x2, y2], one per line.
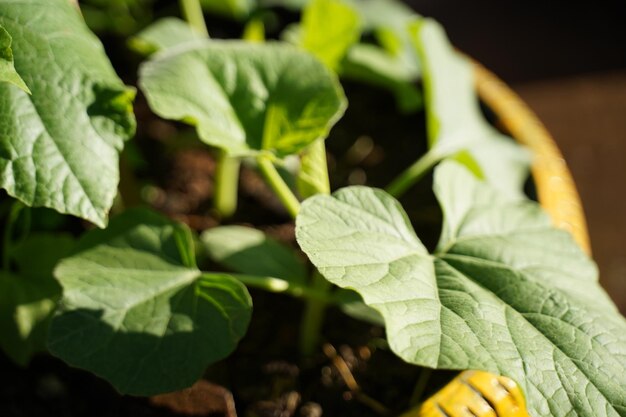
[214, 151, 241, 218]
[231, 274, 336, 303]
[385, 150, 441, 198]
[2, 201, 24, 271]
[179, 0, 209, 37]
[409, 368, 432, 406]
[299, 271, 333, 356]
[256, 155, 301, 219]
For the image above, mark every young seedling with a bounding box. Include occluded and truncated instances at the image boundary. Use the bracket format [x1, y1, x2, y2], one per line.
[296, 161, 626, 417]
[0, 1, 624, 416]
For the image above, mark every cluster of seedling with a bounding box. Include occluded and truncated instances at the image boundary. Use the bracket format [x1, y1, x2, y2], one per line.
[0, 0, 624, 415]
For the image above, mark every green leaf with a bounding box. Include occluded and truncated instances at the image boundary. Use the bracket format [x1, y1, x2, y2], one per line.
[296, 162, 626, 417]
[346, 0, 421, 77]
[201, 225, 307, 284]
[79, 0, 155, 36]
[0, 234, 75, 365]
[201, 0, 254, 20]
[48, 209, 252, 396]
[128, 17, 204, 56]
[411, 19, 530, 197]
[139, 41, 346, 158]
[0, 25, 29, 93]
[342, 43, 422, 113]
[297, 139, 330, 198]
[299, 0, 361, 71]
[345, 0, 415, 33]
[0, 0, 136, 227]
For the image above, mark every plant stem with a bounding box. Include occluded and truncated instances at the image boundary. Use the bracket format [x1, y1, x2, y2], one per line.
[299, 271, 333, 356]
[385, 150, 441, 198]
[2, 201, 24, 271]
[256, 155, 301, 219]
[409, 368, 432, 406]
[231, 274, 336, 303]
[214, 151, 241, 218]
[179, 0, 209, 37]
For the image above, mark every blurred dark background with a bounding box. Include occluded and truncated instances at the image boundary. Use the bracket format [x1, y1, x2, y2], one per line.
[405, 0, 626, 311]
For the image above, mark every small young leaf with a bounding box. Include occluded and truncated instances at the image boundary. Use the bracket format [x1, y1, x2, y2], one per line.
[242, 18, 266, 42]
[201, 225, 307, 284]
[297, 139, 331, 198]
[0, 234, 75, 365]
[411, 19, 530, 197]
[0, 0, 136, 227]
[0, 25, 29, 93]
[48, 209, 252, 396]
[139, 41, 346, 158]
[298, 0, 361, 71]
[346, 0, 421, 78]
[296, 162, 626, 417]
[129, 17, 205, 56]
[342, 43, 422, 113]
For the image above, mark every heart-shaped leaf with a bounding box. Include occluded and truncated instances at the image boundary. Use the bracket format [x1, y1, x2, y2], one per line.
[0, 0, 136, 227]
[296, 162, 626, 417]
[48, 209, 252, 395]
[139, 41, 346, 158]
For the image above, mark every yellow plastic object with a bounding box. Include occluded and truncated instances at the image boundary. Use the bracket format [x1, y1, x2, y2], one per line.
[407, 64, 592, 417]
[404, 371, 529, 417]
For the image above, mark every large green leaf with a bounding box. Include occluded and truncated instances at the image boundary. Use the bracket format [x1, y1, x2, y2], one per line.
[48, 209, 252, 395]
[139, 41, 346, 158]
[128, 17, 204, 56]
[0, 0, 136, 227]
[0, 234, 75, 365]
[412, 19, 529, 197]
[296, 162, 626, 417]
[201, 225, 307, 284]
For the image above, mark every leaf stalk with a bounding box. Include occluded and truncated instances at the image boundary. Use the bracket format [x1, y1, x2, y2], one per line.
[231, 273, 336, 303]
[179, 0, 209, 37]
[385, 150, 441, 198]
[256, 155, 301, 219]
[213, 151, 241, 218]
